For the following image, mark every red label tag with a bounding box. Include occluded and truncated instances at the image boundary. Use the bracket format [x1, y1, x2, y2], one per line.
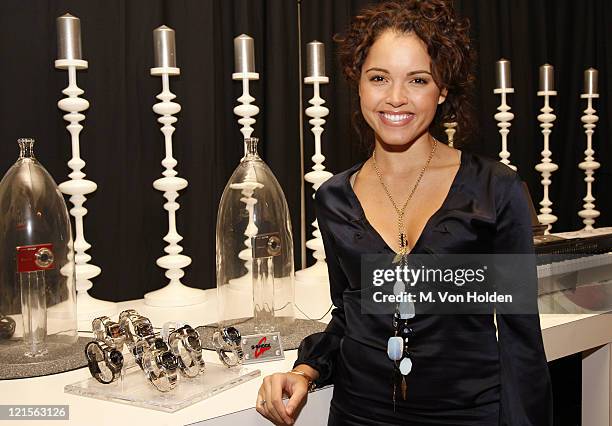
[16, 243, 55, 273]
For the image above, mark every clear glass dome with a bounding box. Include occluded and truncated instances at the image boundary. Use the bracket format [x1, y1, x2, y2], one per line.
[216, 138, 295, 335]
[0, 139, 77, 361]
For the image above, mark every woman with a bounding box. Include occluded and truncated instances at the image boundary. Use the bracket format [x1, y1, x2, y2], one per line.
[256, 1, 553, 425]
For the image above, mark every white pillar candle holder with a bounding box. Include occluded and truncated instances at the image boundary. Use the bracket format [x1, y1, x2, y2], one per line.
[295, 76, 332, 286]
[494, 87, 516, 171]
[233, 71, 260, 154]
[229, 69, 262, 289]
[145, 66, 207, 306]
[578, 93, 600, 231]
[535, 89, 558, 234]
[443, 121, 457, 148]
[55, 58, 117, 324]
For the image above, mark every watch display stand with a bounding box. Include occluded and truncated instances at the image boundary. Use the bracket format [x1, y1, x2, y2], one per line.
[64, 362, 260, 413]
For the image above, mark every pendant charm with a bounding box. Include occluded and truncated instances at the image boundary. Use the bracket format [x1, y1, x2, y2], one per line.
[393, 280, 405, 296]
[387, 336, 403, 361]
[399, 357, 413, 375]
[401, 375, 407, 400]
[399, 300, 415, 319]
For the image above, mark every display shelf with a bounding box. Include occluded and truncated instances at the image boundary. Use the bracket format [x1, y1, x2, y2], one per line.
[1, 293, 610, 425]
[65, 362, 260, 413]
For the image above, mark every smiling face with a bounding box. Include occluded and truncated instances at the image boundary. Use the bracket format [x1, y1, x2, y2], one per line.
[359, 30, 447, 148]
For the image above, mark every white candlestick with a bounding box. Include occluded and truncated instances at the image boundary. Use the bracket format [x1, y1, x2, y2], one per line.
[232, 34, 260, 151]
[146, 28, 207, 307]
[230, 34, 261, 289]
[578, 80, 600, 231]
[536, 68, 558, 234]
[494, 59, 516, 171]
[55, 15, 116, 327]
[296, 41, 333, 314]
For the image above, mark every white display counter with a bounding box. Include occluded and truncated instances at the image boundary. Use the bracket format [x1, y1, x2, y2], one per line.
[1, 286, 611, 426]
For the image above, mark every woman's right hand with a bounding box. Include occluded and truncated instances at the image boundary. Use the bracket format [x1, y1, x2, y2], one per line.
[255, 371, 310, 425]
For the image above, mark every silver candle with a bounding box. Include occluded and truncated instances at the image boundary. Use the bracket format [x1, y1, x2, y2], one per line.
[584, 68, 598, 95]
[539, 63, 554, 92]
[234, 34, 255, 74]
[56, 13, 82, 60]
[495, 58, 512, 89]
[306, 41, 325, 78]
[153, 25, 176, 68]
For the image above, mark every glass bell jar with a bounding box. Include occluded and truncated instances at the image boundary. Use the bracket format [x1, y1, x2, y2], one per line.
[216, 137, 295, 335]
[0, 138, 77, 363]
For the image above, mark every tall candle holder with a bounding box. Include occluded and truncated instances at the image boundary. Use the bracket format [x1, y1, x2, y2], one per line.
[535, 66, 558, 234]
[494, 59, 516, 171]
[233, 35, 260, 152]
[578, 69, 600, 231]
[494, 88, 515, 171]
[145, 26, 206, 306]
[228, 34, 262, 290]
[55, 14, 116, 326]
[296, 57, 332, 285]
[443, 121, 457, 148]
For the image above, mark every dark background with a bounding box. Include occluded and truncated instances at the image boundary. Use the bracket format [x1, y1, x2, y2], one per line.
[1, 1, 607, 423]
[1, 0, 609, 302]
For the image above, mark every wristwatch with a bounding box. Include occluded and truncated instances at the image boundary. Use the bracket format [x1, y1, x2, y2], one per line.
[168, 325, 206, 378]
[92, 316, 126, 350]
[0, 314, 16, 340]
[119, 310, 155, 361]
[212, 326, 244, 368]
[85, 340, 124, 384]
[140, 337, 179, 392]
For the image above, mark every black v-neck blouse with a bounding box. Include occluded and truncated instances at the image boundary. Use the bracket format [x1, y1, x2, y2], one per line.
[295, 150, 553, 425]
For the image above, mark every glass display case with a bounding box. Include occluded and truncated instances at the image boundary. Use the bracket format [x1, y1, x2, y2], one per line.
[215, 138, 295, 335]
[0, 138, 77, 365]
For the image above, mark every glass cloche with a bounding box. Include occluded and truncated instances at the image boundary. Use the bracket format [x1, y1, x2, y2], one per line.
[0, 138, 77, 362]
[216, 137, 295, 335]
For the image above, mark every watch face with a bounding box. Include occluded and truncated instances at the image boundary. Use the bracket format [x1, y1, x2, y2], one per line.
[0, 315, 16, 340]
[187, 335, 201, 351]
[107, 323, 124, 339]
[152, 338, 168, 352]
[224, 327, 241, 343]
[34, 247, 54, 268]
[160, 351, 178, 370]
[136, 321, 153, 337]
[109, 349, 124, 367]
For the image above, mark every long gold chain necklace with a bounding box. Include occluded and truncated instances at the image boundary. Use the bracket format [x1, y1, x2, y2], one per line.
[373, 138, 438, 408]
[371, 138, 438, 261]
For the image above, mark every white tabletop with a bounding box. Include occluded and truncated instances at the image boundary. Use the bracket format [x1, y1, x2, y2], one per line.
[2, 283, 611, 425]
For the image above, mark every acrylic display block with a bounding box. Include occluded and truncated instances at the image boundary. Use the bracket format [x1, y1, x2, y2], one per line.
[64, 362, 260, 413]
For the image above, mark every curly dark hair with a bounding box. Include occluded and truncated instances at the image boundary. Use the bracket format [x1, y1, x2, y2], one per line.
[335, 0, 476, 150]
